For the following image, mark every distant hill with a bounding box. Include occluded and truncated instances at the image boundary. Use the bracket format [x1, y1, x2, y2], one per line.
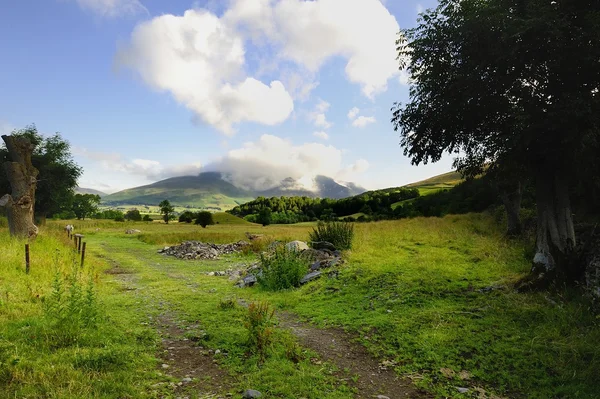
[405, 171, 463, 195]
[75, 187, 107, 197]
[102, 172, 366, 210]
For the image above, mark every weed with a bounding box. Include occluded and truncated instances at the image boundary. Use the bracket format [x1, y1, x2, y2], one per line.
[281, 335, 304, 364]
[258, 247, 309, 291]
[245, 302, 275, 362]
[218, 297, 237, 310]
[309, 221, 354, 250]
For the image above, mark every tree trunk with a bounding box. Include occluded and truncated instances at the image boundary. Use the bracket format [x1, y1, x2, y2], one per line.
[0, 135, 39, 239]
[500, 182, 522, 236]
[532, 169, 577, 281]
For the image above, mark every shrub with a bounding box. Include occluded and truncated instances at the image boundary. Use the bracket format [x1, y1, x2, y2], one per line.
[245, 302, 275, 362]
[258, 247, 308, 291]
[178, 211, 196, 223]
[195, 211, 215, 228]
[142, 215, 152, 222]
[124, 209, 142, 221]
[309, 221, 355, 250]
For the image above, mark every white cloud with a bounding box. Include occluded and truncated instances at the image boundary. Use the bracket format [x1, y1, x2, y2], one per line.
[226, 0, 402, 98]
[347, 107, 360, 120]
[116, 9, 294, 135]
[352, 115, 377, 128]
[207, 134, 367, 191]
[73, 146, 203, 181]
[313, 131, 329, 140]
[71, 0, 148, 17]
[309, 99, 332, 129]
[416, 3, 424, 14]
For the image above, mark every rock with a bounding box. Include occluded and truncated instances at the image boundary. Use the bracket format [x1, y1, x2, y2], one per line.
[311, 241, 336, 251]
[300, 271, 322, 285]
[159, 240, 250, 260]
[285, 240, 309, 252]
[245, 233, 264, 241]
[376, 396, 391, 399]
[457, 387, 469, 394]
[181, 377, 192, 383]
[242, 390, 262, 398]
[309, 261, 322, 271]
[242, 275, 257, 287]
[161, 363, 169, 369]
[125, 229, 141, 234]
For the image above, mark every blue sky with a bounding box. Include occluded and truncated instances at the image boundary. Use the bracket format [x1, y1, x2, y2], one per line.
[0, 0, 452, 193]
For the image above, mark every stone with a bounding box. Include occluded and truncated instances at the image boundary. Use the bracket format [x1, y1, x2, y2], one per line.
[300, 271, 322, 285]
[309, 261, 322, 271]
[242, 275, 257, 286]
[159, 240, 250, 260]
[161, 363, 169, 369]
[285, 240, 309, 252]
[376, 396, 391, 399]
[311, 241, 336, 251]
[457, 387, 469, 394]
[125, 229, 141, 234]
[242, 390, 262, 398]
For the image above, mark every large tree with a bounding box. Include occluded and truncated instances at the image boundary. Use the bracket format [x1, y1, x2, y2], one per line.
[72, 194, 101, 220]
[0, 125, 82, 223]
[392, 0, 600, 282]
[158, 199, 175, 224]
[0, 135, 39, 238]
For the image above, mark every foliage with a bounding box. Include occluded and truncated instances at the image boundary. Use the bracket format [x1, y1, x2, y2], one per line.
[229, 188, 420, 223]
[244, 302, 275, 362]
[158, 199, 175, 224]
[257, 247, 309, 291]
[142, 214, 152, 222]
[309, 221, 354, 250]
[257, 208, 272, 226]
[178, 211, 196, 223]
[0, 125, 82, 218]
[124, 209, 142, 221]
[195, 211, 215, 228]
[72, 194, 101, 220]
[93, 209, 124, 220]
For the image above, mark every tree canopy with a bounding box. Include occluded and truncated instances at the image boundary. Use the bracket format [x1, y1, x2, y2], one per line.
[72, 194, 101, 220]
[158, 200, 175, 224]
[0, 125, 82, 220]
[393, 0, 600, 281]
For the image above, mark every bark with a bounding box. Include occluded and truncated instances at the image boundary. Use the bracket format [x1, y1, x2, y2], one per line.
[1, 135, 39, 239]
[532, 169, 577, 281]
[500, 182, 522, 236]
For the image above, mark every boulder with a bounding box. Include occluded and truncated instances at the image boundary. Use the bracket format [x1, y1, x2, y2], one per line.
[300, 271, 322, 285]
[125, 229, 141, 234]
[311, 241, 336, 251]
[285, 240, 309, 252]
[242, 389, 262, 398]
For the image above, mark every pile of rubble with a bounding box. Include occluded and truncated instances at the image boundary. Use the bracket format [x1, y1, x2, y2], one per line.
[158, 240, 249, 260]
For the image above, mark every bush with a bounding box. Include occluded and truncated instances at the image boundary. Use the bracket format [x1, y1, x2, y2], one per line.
[309, 221, 355, 250]
[195, 211, 215, 228]
[179, 211, 196, 223]
[124, 209, 142, 221]
[142, 215, 152, 222]
[258, 247, 308, 291]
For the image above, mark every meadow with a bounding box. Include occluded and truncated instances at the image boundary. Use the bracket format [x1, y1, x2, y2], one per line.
[1, 214, 599, 398]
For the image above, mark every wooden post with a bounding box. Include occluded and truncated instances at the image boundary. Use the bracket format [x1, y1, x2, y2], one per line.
[81, 242, 86, 268]
[75, 234, 84, 254]
[25, 243, 30, 274]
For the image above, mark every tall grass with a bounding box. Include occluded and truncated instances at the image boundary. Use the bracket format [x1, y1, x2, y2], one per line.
[258, 247, 309, 290]
[309, 221, 354, 250]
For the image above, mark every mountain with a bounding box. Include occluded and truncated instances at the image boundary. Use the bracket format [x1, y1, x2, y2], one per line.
[405, 171, 463, 195]
[101, 172, 366, 210]
[75, 187, 107, 197]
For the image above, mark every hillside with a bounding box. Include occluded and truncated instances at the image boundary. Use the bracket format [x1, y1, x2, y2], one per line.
[75, 187, 107, 197]
[102, 172, 365, 210]
[405, 170, 463, 195]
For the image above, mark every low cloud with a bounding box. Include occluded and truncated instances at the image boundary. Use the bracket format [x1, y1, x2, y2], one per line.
[206, 134, 368, 191]
[313, 131, 329, 140]
[309, 99, 332, 129]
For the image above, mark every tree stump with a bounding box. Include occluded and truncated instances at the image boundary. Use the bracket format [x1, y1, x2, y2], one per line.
[0, 135, 39, 239]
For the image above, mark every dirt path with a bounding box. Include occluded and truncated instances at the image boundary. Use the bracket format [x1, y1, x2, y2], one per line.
[278, 312, 429, 399]
[104, 260, 234, 399]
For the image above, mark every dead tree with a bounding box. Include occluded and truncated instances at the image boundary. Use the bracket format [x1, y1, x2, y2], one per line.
[0, 135, 39, 238]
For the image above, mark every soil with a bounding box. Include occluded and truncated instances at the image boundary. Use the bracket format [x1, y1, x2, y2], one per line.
[278, 312, 430, 399]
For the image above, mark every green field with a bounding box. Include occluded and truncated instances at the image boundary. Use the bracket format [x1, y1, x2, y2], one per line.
[1, 215, 599, 398]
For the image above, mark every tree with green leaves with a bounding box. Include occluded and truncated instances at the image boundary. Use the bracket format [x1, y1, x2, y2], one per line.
[195, 211, 214, 228]
[158, 199, 175, 224]
[0, 125, 82, 224]
[124, 209, 142, 221]
[72, 194, 100, 220]
[257, 208, 272, 226]
[392, 0, 600, 282]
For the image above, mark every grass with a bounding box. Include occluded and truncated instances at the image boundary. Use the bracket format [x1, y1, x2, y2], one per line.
[2, 213, 599, 398]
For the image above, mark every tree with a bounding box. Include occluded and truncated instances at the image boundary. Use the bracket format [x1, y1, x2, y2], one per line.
[124, 209, 142, 221]
[0, 135, 39, 238]
[142, 214, 152, 222]
[392, 0, 600, 282]
[158, 200, 175, 224]
[195, 211, 215, 228]
[179, 211, 196, 223]
[72, 194, 100, 220]
[0, 125, 82, 223]
[257, 208, 272, 226]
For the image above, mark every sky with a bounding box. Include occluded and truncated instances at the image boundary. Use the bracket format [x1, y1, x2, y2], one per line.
[0, 0, 453, 194]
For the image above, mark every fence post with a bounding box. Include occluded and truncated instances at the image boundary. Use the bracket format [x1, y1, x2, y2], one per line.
[81, 242, 87, 268]
[25, 243, 30, 274]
